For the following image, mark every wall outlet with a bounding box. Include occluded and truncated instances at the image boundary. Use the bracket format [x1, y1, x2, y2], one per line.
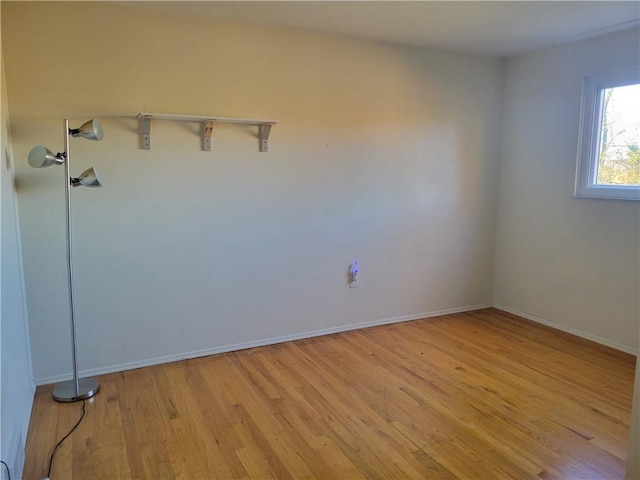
[349, 261, 359, 288]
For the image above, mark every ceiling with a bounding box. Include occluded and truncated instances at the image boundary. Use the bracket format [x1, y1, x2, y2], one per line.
[124, 1, 640, 57]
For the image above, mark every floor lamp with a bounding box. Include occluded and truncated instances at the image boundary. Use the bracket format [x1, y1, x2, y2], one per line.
[28, 119, 104, 402]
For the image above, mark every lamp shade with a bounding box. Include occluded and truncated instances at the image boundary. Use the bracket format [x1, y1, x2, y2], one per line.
[70, 119, 103, 141]
[28, 145, 65, 168]
[71, 167, 102, 187]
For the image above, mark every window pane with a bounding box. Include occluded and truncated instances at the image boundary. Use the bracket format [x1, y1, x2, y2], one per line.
[595, 83, 640, 186]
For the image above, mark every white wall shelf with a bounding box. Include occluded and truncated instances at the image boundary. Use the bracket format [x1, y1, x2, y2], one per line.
[137, 112, 278, 152]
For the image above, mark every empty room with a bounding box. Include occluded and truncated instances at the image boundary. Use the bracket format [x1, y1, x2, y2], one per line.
[1, 1, 639, 479]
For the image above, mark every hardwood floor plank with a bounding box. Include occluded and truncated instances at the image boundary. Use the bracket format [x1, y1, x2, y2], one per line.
[232, 403, 295, 480]
[23, 308, 636, 479]
[77, 379, 131, 479]
[116, 368, 176, 479]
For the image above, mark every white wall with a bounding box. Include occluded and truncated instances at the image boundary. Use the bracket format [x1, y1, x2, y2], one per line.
[2, 2, 504, 384]
[495, 27, 640, 353]
[0, 49, 35, 480]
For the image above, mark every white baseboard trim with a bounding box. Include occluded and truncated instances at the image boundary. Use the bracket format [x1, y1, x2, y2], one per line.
[494, 304, 638, 356]
[34, 303, 493, 386]
[3, 390, 33, 480]
[5, 423, 24, 480]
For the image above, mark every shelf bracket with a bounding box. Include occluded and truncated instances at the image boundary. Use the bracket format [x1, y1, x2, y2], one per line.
[137, 113, 277, 152]
[260, 124, 272, 153]
[140, 115, 151, 150]
[202, 121, 214, 151]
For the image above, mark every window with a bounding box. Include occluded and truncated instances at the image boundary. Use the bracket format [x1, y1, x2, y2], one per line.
[575, 66, 640, 201]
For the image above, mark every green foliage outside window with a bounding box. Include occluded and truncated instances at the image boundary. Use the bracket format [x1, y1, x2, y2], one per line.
[596, 85, 640, 186]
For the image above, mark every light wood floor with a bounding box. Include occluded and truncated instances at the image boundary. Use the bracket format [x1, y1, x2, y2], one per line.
[24, 308, 636, 479]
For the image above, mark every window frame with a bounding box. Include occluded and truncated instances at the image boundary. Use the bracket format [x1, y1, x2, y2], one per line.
[574, 66, 640, 201]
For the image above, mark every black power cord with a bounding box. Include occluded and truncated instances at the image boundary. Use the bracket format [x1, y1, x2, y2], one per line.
[0, 460, 10, 480]
[46, 399, 86, 480]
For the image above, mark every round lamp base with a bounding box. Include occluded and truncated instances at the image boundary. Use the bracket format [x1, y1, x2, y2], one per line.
[53, 378, 99, 402]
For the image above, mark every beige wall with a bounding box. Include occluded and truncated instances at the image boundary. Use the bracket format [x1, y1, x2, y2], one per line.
[495, 27, 640, 353]
[2, 2, 504, 383]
